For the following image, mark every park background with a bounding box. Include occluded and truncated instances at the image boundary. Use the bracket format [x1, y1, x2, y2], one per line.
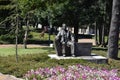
[0, 0, 120, 80]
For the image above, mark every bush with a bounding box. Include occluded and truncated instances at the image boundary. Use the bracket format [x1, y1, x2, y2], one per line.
[0, 34, 15, 44]
[27, 39, 53, 44]
[0, 30, 33, 44]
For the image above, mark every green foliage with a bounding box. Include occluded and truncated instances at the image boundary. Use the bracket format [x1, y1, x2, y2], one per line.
[0, 34, 15, 44]
[26, 31, 55, 44]
[0, 0, 110, 40]
[0, 29, 25, 44]
[0, 0, 15, 22]
[29, 31, 55, 40]
[0, 30, 55, 44]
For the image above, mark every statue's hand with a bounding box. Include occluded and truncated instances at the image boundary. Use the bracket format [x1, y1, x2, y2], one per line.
[55, 36, 59, 40]
[72, 41, 75, 43]
[62, 42, 65, 44]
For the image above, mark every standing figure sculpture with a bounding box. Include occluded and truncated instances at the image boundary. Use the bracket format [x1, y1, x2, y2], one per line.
[55, 23, 75, 56]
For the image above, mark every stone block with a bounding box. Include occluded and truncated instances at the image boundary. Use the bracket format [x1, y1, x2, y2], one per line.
[48, 54, 108, 64]
[75, 43, 92, 56]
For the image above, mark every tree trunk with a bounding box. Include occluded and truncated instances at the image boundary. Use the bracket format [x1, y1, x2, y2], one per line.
[98, 25, 102, 45]
[105, 0, 113, 47]
[95, 21, 98, 45]
[15, 16, 18, 62]
[15, 1, 18, 63]
[23, 20, 29, 49]
[107, 0, 120, 59]
[74, 22, 79, 42]
[101, 24, 105, 47]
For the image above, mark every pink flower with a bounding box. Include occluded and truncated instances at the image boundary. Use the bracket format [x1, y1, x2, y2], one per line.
[24, 64, 120, 80]
[82, 74, 87, 80]
[33, 78, 37, 80]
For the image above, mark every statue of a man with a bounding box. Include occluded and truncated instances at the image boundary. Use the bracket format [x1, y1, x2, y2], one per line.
[55, 23, 75, 56]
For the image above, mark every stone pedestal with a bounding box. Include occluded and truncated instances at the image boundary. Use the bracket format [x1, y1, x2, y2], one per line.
[48, 54, 108, 64]
[75, 43, 92, 56]
[54, 39, 92, 57]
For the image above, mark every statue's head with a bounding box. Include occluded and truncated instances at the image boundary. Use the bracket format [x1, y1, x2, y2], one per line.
[62, 23, 66, 30]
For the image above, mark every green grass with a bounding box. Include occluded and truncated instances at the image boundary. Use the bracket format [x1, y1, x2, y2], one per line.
[30, 31, 55, 41]
[0, 47, 54, 56]
[0, 46, 120, 78]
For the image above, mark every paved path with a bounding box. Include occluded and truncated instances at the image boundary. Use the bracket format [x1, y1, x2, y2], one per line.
[0, 73, 23, 80]
[0, 39, 95, 48]
[78, 39, 96, 46]
[0, 44, 48, 48]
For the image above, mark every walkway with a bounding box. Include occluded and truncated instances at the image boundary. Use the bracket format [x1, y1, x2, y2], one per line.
[0, 44, 48, 48]
[0, 73, 23, 80]
[78, 39, 96, 46]
[0, 39, 95, 48]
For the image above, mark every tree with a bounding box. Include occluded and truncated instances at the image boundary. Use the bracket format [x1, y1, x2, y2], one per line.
[0, 0, 15, 35]
[0, 0, 13, 22]
[59, 0, 96, 42]
[3, 0, 111, 46]
[18, 0, 36, 48]
[93, 0, 106, 47]
[107, 0, 120, 59]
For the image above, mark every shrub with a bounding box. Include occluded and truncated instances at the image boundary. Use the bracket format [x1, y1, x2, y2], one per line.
[0, 34, 15, 44]
[0, 30, 33, 44]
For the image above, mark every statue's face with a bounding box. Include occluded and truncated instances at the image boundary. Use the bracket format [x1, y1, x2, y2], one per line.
[62, 26, 66, 30]
[62, 24, 66, 30]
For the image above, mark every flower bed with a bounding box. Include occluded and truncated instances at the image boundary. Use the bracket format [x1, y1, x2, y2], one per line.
[24, 64, 120, 80]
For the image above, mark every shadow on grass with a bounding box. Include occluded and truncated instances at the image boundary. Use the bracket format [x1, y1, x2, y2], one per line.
[92, 47, 107, 51]
[27, 39, 53, 44]
[115, 57, 120, 60]
[92, 47, 120, 51]
[41, 47, 55, 54]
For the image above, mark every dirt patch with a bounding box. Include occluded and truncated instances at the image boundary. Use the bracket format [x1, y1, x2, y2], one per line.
[0, 44, 48, 48]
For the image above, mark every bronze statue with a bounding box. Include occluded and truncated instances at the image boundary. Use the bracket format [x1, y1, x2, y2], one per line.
[55, 24, 75, 56]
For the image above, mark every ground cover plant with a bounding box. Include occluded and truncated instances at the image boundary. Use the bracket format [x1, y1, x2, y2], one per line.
[24, 64, 120, 80]
[0, 46, 120, 79]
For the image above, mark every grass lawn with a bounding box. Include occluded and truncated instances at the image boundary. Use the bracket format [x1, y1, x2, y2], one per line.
[0, 46, 120, 78]
[0, 47, 53, 56]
